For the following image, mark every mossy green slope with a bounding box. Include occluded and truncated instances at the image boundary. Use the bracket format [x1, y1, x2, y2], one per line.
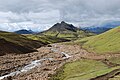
[50, 59, 120, 80]
[41, 30, 93, 40]
[77, 26, 120, 54]
[26, 34, 70, 44]
[0, 31, 47, 55]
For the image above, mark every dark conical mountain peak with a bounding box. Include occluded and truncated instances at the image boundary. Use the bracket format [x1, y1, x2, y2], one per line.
[48, 21, 80, 32]
[53, 21, 67, 27]
[53, 23, 60, 27]
[61, 21, 66, 24]
[39, 21, 94, 39]
[60, 21, 70, 27]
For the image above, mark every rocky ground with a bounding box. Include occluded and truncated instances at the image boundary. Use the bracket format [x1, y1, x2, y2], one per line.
[0, 43, 120, 80]
[0, 43, 88, 80]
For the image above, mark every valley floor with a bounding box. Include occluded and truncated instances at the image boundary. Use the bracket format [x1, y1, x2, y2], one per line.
[0, 43, 120, 80]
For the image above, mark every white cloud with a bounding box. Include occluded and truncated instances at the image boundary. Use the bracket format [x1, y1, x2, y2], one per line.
[0, 22, 54, 32]
[0, 0, 120, 31]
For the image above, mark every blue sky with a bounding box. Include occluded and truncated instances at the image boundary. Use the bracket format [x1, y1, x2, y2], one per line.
[0, 0, 120, 32]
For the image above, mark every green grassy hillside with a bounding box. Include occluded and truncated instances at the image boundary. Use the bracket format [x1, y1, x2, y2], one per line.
[50, 59, 120, 80]
[0, 31, 47, 56]
[41, 30, 94, 40]
[76, 26, 120, 54]
[26, 34, 70, 44]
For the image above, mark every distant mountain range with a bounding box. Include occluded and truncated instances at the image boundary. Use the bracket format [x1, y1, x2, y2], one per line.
[81, 27, 112, 34]
[14, 29, 34, 34]
[81, 21, 120, 34]
[39, 21, 94, 40]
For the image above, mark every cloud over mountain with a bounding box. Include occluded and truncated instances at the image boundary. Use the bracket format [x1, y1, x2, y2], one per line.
[0, 0, 120, 31]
